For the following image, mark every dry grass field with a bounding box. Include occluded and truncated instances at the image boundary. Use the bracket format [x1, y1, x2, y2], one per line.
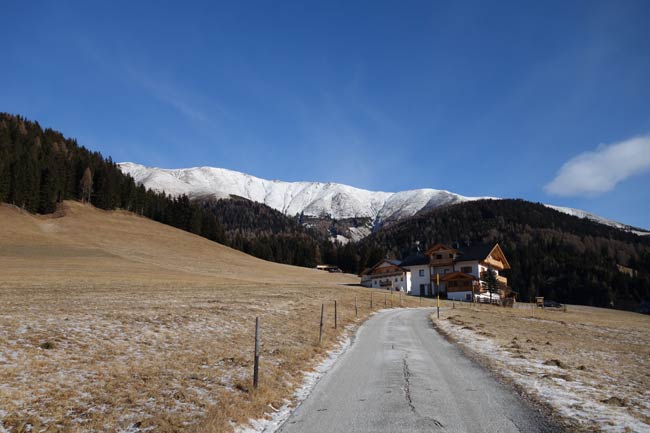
[434, 301, 650, 432]
[0, 201, 432, 433]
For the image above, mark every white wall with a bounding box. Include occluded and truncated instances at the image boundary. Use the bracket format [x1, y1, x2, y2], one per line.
[447, 291, 474, 301]
[455, 260, 480, 278]
[370, 272, 410, 292]
[405, 265, 430, 296]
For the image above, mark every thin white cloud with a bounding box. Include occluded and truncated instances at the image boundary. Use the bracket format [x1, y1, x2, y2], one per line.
[126, 67, 210, 123]
[545, 135, 650, 196]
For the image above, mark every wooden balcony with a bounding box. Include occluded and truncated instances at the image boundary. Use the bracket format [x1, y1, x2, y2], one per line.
[479, 272, 508, 286]
[371, 271, 404, 278]
[482, 257, 505, 270]
[429, 258, 454, 267]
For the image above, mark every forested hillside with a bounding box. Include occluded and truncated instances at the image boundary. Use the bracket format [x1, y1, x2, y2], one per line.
[200, 197, 325, 267]
[354, 200, 650, 308]
[0, 113, 224, 242]
[0, 113, 337, 268]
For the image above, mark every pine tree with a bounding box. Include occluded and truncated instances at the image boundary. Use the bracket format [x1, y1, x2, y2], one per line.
[481, 267, 499, 303]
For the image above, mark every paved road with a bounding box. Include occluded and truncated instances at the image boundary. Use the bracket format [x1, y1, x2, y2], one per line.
[278, 308, 562, 433]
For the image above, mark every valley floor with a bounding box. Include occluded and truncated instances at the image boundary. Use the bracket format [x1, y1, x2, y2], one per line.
[0, 201, 434, 433]
[1, 284, 434, 433]
[433, 302, 650, 432]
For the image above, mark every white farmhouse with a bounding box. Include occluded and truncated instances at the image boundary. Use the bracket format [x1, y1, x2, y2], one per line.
[361, 242, 511, 301]
[359, 259, 412, 293]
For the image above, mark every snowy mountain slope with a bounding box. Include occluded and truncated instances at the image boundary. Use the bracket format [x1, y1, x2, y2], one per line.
[119, 162, 648, 237]
[544, 205, 649, 236]
[119, 162, 491, 221]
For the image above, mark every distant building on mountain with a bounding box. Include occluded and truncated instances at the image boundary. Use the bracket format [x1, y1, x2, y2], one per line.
[360, 242, 511, 302]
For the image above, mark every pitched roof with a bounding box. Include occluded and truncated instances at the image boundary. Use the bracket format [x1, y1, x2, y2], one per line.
[362, 258, 408, 276]
[399, 253, 429, 267]
[424, 243, 459, 256]
[457, 243, 497, 261]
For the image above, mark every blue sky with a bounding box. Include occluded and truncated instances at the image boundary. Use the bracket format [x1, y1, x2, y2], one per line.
[2, 1, 650, 228]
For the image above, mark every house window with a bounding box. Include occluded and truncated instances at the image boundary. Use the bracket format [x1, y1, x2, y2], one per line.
[419, 270, 424, 277]
[461, 266, 472, 274]
[436, 254, 442, 259]
[449, 253, 453, 258]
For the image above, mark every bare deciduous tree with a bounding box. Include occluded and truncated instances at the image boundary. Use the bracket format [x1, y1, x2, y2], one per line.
[80, 167, 92, 203]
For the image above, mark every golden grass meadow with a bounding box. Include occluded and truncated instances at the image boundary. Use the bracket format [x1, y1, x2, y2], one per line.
[0, 202, 433, 433]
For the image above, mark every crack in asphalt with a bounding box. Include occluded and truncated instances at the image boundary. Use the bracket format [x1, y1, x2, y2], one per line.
[403, 353, 445, 430]
[402, 355, 415, 412]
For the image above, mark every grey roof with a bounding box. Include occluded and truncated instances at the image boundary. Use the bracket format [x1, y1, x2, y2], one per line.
[457, 243, 496, 261]
[399, 254, 429, 267]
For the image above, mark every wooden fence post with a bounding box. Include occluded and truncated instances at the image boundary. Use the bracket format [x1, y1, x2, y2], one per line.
[253, 317, 260, 389]
[355, 296, 358, 317]
[399, 291, 402, 307]
[370, 293, 373, 309]
[334, 300, 337, 329]
[319, 304, 324, 344]
[384, 293, 387, 307]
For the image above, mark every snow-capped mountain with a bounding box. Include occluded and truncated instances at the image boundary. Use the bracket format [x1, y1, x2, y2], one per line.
[119, 162, 491, 223]
[119, 162, 647, 239]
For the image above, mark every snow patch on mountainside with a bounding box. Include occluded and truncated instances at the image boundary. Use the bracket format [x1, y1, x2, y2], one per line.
[544, 205, 648, 235]
[119, 162, 647, 236]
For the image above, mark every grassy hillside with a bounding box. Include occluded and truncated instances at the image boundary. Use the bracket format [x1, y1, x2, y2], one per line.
[0, 200, 354, 289]
[0, 201, 437, 433]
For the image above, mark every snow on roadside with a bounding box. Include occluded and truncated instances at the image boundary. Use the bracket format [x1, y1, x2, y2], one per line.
[435, 319, 650, 433]
[235, 328, 354, 433]
[0, 410, 9, 433]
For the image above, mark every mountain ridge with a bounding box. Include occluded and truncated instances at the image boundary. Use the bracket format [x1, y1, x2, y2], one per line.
[119, 162, 648, 238]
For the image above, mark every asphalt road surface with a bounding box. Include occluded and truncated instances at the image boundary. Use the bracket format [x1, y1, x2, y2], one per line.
[277, 308, 563, 433]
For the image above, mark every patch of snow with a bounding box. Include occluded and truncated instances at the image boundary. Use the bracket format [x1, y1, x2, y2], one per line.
[0, 409, 9, 433]
[333, 234, 350, 245]
[545, 204, 649, 234]
[347, 226, 372, 242]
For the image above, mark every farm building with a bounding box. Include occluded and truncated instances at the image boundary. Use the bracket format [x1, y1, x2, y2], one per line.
[361, 242, 511, 301]
[359, 259, 412, 293]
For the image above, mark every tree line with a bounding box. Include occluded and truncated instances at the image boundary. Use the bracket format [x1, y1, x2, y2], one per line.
[0, 113, 337, 269]
[0, 113, 224, 242]
[352, 199, 650, 309]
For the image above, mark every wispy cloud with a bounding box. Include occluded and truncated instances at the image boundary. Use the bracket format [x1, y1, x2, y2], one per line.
[77, 39, 218, 123]
[131, 71, 209, 122]
[544, 135, 650, 196]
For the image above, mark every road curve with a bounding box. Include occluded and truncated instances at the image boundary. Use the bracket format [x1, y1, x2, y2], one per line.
[277, 308, 562, 433]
